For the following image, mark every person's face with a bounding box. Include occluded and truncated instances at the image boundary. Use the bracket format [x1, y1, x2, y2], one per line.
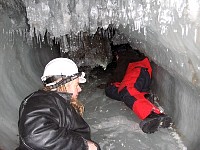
[66, 78, 82, 99]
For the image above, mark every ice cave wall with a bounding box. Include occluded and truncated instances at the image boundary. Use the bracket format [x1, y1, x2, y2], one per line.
[0, 1, 60, 149]
[1, 0, 200, 149]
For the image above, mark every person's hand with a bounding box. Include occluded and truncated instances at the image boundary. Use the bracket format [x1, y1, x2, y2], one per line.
[87, 140, 97, 150]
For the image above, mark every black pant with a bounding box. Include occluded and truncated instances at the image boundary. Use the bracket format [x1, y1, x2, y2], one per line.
[105, 85, 136, 109]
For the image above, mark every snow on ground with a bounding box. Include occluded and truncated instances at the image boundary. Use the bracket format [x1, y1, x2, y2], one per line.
[79, 67, 187, 150]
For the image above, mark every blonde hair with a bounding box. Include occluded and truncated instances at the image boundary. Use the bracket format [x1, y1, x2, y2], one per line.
[43, 84, 84, 116]
[70, 98, 84, 117]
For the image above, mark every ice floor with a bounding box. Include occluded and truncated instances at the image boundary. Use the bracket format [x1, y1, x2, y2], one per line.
[79, 67, 187, 150]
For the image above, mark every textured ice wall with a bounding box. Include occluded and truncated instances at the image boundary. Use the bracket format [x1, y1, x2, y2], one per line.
[151, 63, 200, 150]
[0, 2, 60, 149]
[0, 19, 38, 150]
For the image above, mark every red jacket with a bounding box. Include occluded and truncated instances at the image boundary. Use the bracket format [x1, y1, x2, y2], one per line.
[113, 58, 160, 119]
[118, 58, 152, 93]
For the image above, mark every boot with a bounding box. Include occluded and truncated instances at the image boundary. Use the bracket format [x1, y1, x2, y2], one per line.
[139, 112, 172, 134]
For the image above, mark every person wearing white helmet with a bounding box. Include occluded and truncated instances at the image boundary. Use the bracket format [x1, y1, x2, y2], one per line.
[16, 58, 100, 150]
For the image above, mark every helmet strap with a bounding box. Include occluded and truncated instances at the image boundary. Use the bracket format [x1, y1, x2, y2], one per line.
[44, 72, 82, 89]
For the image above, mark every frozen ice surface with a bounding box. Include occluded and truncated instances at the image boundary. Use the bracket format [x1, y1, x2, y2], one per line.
[79, 70, 187, 150]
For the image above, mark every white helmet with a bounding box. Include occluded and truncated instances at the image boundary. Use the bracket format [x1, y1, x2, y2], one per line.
[41, 58, 86, 85]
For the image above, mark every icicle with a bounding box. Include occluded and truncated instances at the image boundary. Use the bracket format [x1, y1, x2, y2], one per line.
[134, 21, 137, 30]
[186, 24, 188, 36]
[181, 25, 184, 37]
[19, 29, 22, 37]
[144, 26, 146, 36]
[46, 33, 50, 45]
[161, 26, 166, 35]
[138, 24, 141, 33]
[9, 30, 13, 42]
[36, 34, 38, 45]
[135, 20, 141, 31]
[39, 36, 42, 49]
[54, 38, 57, 45]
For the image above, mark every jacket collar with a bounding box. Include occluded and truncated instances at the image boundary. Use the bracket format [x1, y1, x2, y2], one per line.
[57, 92, 72, 101]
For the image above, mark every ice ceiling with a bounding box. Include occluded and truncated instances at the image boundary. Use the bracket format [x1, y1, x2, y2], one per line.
[23, 0, 200, 88]
[1, 0, 200, 149]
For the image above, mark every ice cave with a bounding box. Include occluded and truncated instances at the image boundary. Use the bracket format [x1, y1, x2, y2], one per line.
[1, 0, 200, 150]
